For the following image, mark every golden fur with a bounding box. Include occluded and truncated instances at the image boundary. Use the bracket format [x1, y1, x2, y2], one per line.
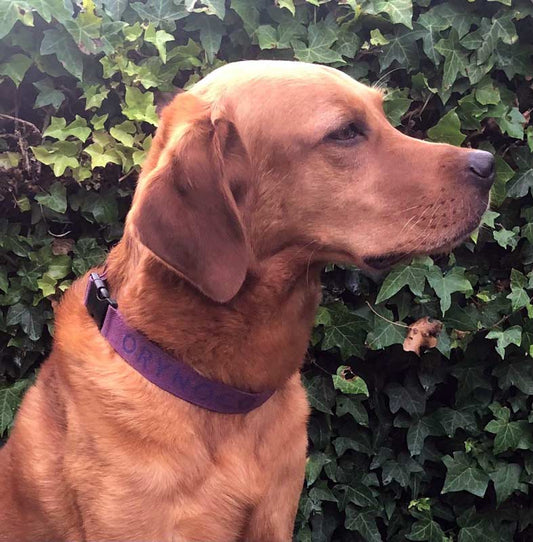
[0, 61, 491, 541]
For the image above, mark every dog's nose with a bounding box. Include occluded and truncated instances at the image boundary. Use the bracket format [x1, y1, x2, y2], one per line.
[468, 150, 495, 189]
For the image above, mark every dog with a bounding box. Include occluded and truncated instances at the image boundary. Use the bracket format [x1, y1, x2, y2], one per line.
[0, 60, 494, 541]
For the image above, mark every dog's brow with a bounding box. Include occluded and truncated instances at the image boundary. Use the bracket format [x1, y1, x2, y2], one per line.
[328, 107, 368, 131]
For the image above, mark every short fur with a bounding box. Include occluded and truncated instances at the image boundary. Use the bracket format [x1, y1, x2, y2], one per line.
[0, 61, 491, 541]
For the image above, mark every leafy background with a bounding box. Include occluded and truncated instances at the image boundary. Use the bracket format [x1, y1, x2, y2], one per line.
[0, 0, 533, 540]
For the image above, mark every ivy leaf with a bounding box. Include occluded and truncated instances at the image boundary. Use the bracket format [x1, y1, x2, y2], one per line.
[493, 226, 519, 250]
[255, 25, 278, 50]
[498, 107, 525, 140]
[41, 28, 84, 80]
[434, 408, 477, 437]
[62, 7, 102, 55]
[305, 452, 331, 486]
[345, 506, 382, 542]
[418, 3, 474, 38]
[84, 142, 122, 169]
[376, 262, 427, 304]
[72, 238, 106, 276]
[77, 192, 119, 224]
[334, 434, 372, 456]
[315, 306, 331, 326]
[457, 509, 497, 542]
[415, 22, 442, 66]
[335, 484, 378, 509]
[489, 463, 523, 505]
[123, 86, 158, 125]
[185, 0, 225, 19]
[277, 16, 306, 49]
[0, 267, 8, 293]
[33, 78, 65, 109]
[102, 0, 128, 20]
[475, 77, 500, 105]
[477, 12, 518, 65]
[484, 404, 533, 453]
[383, 88, 412, 126]
[144, 24, 174, 63]
[46, 254, 71, 281]
[0, 0, 23, 39]
[493, 41, 533, 80]
[186, 15, 224, 63]
[506, 269, 531, 312]
[26, 0, 71, 22]
[230, 0, 260, 34]
[382, 453, 423, 487]
[277, 0, 295, 16]
[372, 0, 413, 29]
[0, 53, 32, 86]
[435, 30, 468, 90]
[490, 156, 516, 206]
[0, 151, 20, 170]
[320, 303, 367, 359]
[34, 182, 67, 213]
[43, 115, 91, 142]
[304, 374, 336, 415]
[385, 382, 426, 416]
[406, 418, 434, 456]
[485, 417, 533, 454]
[426, 266, 472, 315]
[6, 302, 46, 341]
[37, 275, 57, 297]
[406, 517, 446, 542]
[336, 396, 369, 426]
[451, 362, 492, 400]
[486, 326, 521, 358]
[457, 92, 487, 129]
[292, 22, 344, 64]
[31, 142, 80, 177]
[110, 120, 136, 147]
[506, 169, 533, 198]
[0, 380, 29, 435]
[332, 366, 369, 396]
[131, 0, 187, 25]
[82, 85, 109, 109]
[380, 29, 421, 71]
[493, 361, 533, 394]
[427, 109, 465, 146]
[366, 307, 405, 350]
[442, 452, 489, 497]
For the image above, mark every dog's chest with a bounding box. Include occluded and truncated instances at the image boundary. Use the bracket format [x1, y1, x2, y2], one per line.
[168, 441, 264, 541]
[64, 374, 308, 541]
[68, 428, 265, 541]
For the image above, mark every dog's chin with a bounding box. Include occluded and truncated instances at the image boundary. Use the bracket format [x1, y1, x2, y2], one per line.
[362, 222, 479, 271]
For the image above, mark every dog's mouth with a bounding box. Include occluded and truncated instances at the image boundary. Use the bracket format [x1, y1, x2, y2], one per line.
[363, 221, 479, 271]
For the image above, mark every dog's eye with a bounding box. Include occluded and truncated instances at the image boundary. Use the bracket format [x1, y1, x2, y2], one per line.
[327, 123, 364, 143]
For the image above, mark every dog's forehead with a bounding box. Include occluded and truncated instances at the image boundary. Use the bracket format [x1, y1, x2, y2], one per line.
[191, 61, 380, 118]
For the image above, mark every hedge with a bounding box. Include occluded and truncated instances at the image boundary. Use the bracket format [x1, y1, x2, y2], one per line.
[1, 0, 533, 540]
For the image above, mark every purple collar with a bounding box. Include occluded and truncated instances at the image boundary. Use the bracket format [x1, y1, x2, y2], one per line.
[84, 272, 274, 414]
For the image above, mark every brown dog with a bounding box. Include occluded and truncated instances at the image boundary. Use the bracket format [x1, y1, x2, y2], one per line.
[0, 61, 493, 541]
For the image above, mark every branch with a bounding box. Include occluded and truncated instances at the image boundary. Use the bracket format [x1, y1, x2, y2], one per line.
[0, 113, 41, 135]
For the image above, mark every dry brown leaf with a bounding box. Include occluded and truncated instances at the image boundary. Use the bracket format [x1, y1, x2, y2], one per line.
[52, 238, 74, 255]
[403, 316, 443, 356]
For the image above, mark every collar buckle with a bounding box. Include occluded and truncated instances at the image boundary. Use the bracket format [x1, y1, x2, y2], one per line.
[85, 272, 118, 329]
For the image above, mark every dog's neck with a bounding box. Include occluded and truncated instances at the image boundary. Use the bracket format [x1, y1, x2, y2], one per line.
[104, 235, 322, 393]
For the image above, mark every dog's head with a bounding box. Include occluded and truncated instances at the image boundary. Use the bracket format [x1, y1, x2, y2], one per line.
[128, 61, 494, 302]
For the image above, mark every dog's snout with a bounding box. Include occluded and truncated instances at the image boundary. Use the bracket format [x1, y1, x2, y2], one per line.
[467, 150, 495, 188]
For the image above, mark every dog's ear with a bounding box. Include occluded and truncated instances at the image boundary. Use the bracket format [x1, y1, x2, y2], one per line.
[130, 93, 249, 303]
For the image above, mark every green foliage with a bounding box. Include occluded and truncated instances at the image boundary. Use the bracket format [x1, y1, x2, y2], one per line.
[1, 0, 533, 540]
